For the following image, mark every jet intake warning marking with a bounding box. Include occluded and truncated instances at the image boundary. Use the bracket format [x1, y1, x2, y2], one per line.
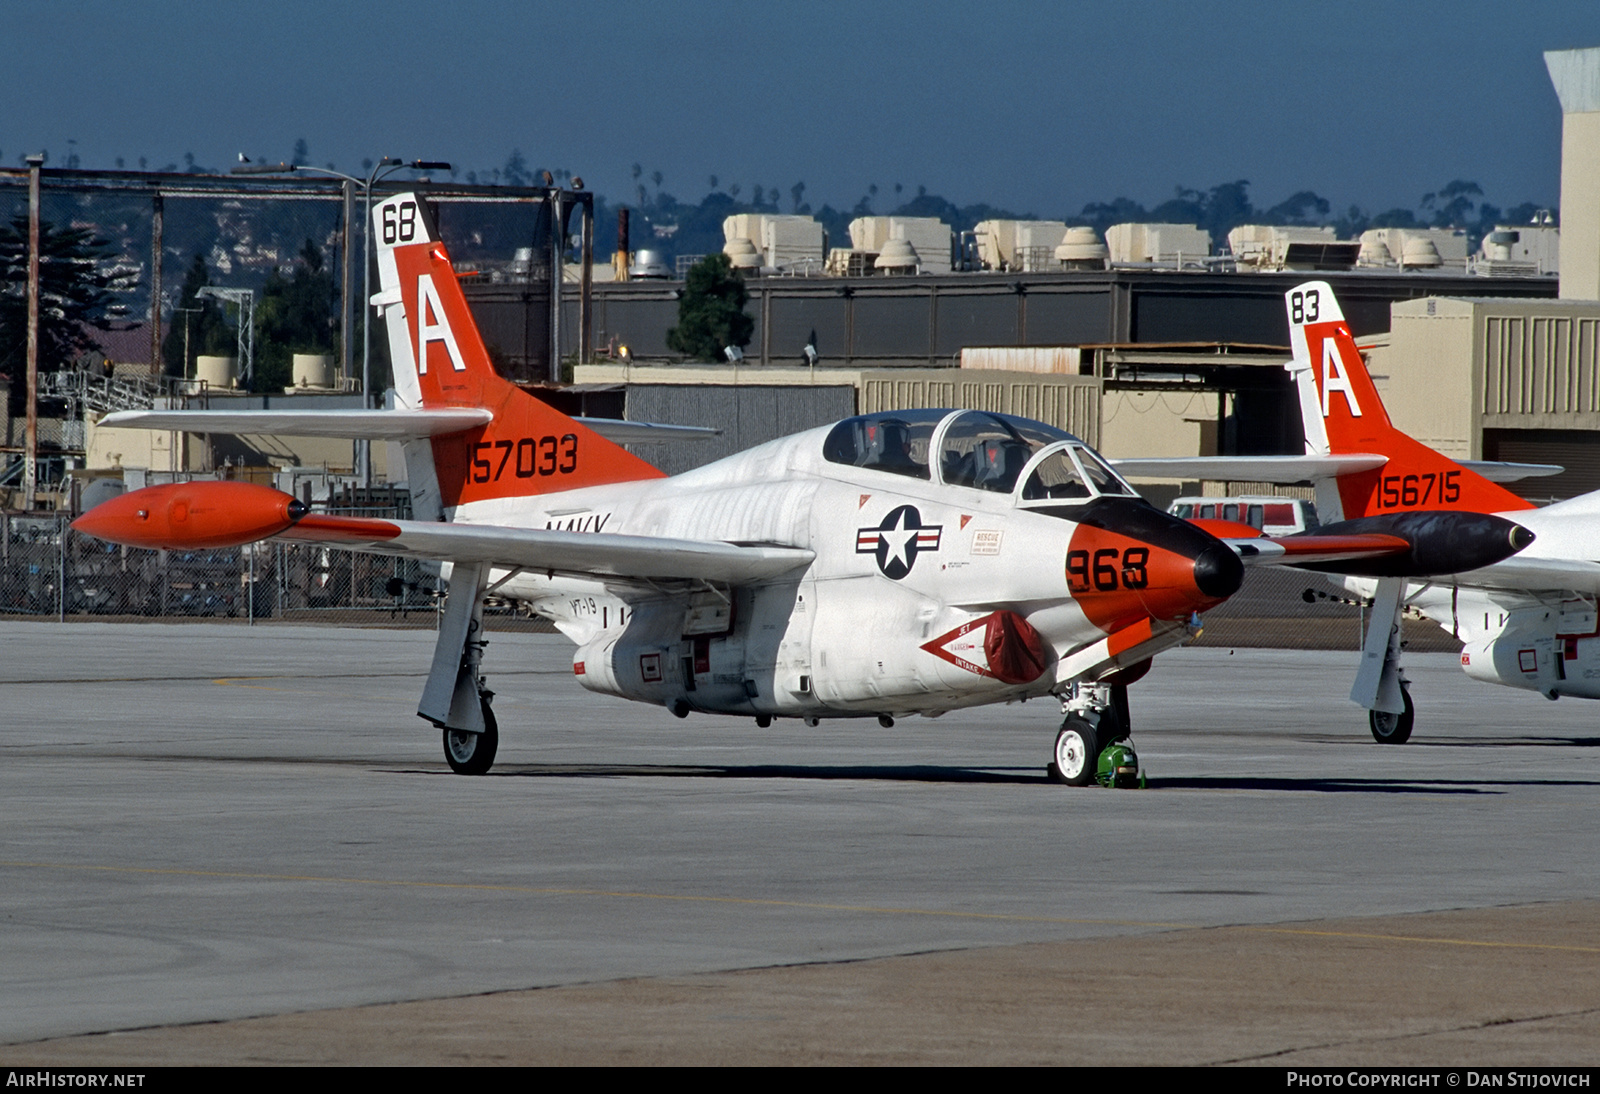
[857, 505, 942, 579]
[921, 611, 1050, 685]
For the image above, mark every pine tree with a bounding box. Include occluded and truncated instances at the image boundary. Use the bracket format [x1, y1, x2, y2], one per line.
[666, 253, 753, 362]
[0, 217, 129, 414]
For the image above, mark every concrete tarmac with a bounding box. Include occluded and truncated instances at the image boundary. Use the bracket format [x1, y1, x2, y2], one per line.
[2, 621, 1599, 1065]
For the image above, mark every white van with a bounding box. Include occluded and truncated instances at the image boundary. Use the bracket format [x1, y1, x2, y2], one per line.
[1167, 496, 1319, 537]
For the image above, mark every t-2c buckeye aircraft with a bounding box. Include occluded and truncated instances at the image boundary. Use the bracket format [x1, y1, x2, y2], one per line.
[1120, 280, 1597, 744]
[73, 199, 1532, 783]
[1277, 283, 1600, 739]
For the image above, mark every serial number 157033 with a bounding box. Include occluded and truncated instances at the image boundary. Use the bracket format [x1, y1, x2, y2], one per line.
[470, 435, 578, 482]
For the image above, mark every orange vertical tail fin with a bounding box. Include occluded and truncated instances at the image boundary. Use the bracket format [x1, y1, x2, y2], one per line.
[372, 193, 663, 513]
[1284, 281, 1531, 518]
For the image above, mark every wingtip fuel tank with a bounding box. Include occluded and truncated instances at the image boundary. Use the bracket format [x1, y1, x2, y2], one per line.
[72, 482, 306, 551]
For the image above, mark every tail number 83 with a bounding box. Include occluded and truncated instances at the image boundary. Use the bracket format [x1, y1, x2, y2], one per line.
[1290, 289, 1321, 323]
[1067, 547, 1149, 593]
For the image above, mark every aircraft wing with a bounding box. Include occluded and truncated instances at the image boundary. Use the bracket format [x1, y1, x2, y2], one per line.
[1184, 517, 1411, 567]
[1417, 556, 1600, 597]
[70, 482, 811, 584]
[1223, 533, 1410, 567]
[98, 409, 718, 443]
[277, 515, 812, 582]
[1196, 508, 1533, 579]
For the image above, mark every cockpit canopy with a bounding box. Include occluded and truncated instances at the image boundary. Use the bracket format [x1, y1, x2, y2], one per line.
[821, 409, 944, 480]
[1015, 442, 1139, 504]
[821, 409, 1140, 503]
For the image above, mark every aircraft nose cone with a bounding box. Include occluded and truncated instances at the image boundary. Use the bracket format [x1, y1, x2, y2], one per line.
[1192, 543, 1244, 600]
[1509, 523, 1536, 552]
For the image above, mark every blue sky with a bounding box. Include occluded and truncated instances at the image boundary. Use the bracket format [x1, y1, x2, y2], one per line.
[8, 1, 1600, 217]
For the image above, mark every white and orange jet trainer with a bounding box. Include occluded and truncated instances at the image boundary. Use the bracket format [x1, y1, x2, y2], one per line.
[74, 199, 1520, 781]
[1277, 282, 1600, 739]
[1121, 281, 1582, 743]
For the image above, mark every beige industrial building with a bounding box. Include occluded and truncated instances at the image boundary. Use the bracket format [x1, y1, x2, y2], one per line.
[57, 47, 1600, 511]
[590, 46, 1600, 503]
[572, 361, 1102, 447]
[1104, 223, 1212, 266]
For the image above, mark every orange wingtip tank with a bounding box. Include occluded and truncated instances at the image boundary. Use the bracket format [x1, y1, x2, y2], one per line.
[71, 481, 305, 550]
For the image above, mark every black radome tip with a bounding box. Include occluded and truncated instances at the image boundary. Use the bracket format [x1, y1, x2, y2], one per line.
[1193, 544, 1245, 599]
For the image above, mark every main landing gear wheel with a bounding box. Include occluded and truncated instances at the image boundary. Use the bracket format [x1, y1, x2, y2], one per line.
[1368, 687, 1414, 745]
[1047, 716, 1099, 786]
[443, 700, 499, 775]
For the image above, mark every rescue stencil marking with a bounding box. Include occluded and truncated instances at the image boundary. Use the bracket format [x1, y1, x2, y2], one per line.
[972, 529, 1002, 556]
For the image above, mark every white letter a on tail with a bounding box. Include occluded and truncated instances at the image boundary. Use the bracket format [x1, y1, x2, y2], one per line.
[416, 274, 467, 374]
[1321, 335, 1362, 419]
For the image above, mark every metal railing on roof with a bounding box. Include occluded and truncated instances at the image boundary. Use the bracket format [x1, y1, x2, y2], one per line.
[39, 368, 187, 415]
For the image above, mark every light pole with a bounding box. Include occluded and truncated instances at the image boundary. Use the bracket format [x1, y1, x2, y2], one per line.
[232, 157, 449, 486]
[174, 305, 202, 381]
[24, 153, 44, 511]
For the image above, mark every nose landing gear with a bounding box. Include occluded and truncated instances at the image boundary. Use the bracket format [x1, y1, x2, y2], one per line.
[1048, 682, 1144, 788]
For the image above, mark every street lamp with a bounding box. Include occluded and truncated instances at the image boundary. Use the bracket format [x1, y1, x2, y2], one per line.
[232, 157, 450, 486]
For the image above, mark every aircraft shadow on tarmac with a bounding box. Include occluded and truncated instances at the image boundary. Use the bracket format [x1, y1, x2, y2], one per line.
[404, 764, 1600, 792]
[1145, 775, 1600, 794]
[417, 763, 1045, 785]
[1400, 735, 1600, 749]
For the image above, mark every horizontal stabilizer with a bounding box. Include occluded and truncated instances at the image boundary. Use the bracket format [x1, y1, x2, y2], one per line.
[1114, 454, 1562, 488]
[576, 419, 721, 443]
[99, 408, 493, 439]
[1458, 459, 1564, 483]
[99, 409, 719, 444]
[1111, 454, 1387, 481]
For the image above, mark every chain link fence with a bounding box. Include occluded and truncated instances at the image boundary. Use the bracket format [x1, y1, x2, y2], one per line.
[1189, 564, 1461, 652]
[0, 511, 551, 631]
[3, 506, 1453, 648]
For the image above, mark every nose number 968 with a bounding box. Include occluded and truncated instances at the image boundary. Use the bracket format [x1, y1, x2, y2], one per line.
[1067, 547, 1149, 592]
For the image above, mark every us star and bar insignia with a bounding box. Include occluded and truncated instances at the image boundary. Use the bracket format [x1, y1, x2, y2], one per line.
[856, 504, 942, 579]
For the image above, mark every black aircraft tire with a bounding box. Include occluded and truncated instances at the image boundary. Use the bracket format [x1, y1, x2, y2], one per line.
[1368, 688, 1414, 745]
[443, 700, 500, 775]
[1047, 716, 1099, 786]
